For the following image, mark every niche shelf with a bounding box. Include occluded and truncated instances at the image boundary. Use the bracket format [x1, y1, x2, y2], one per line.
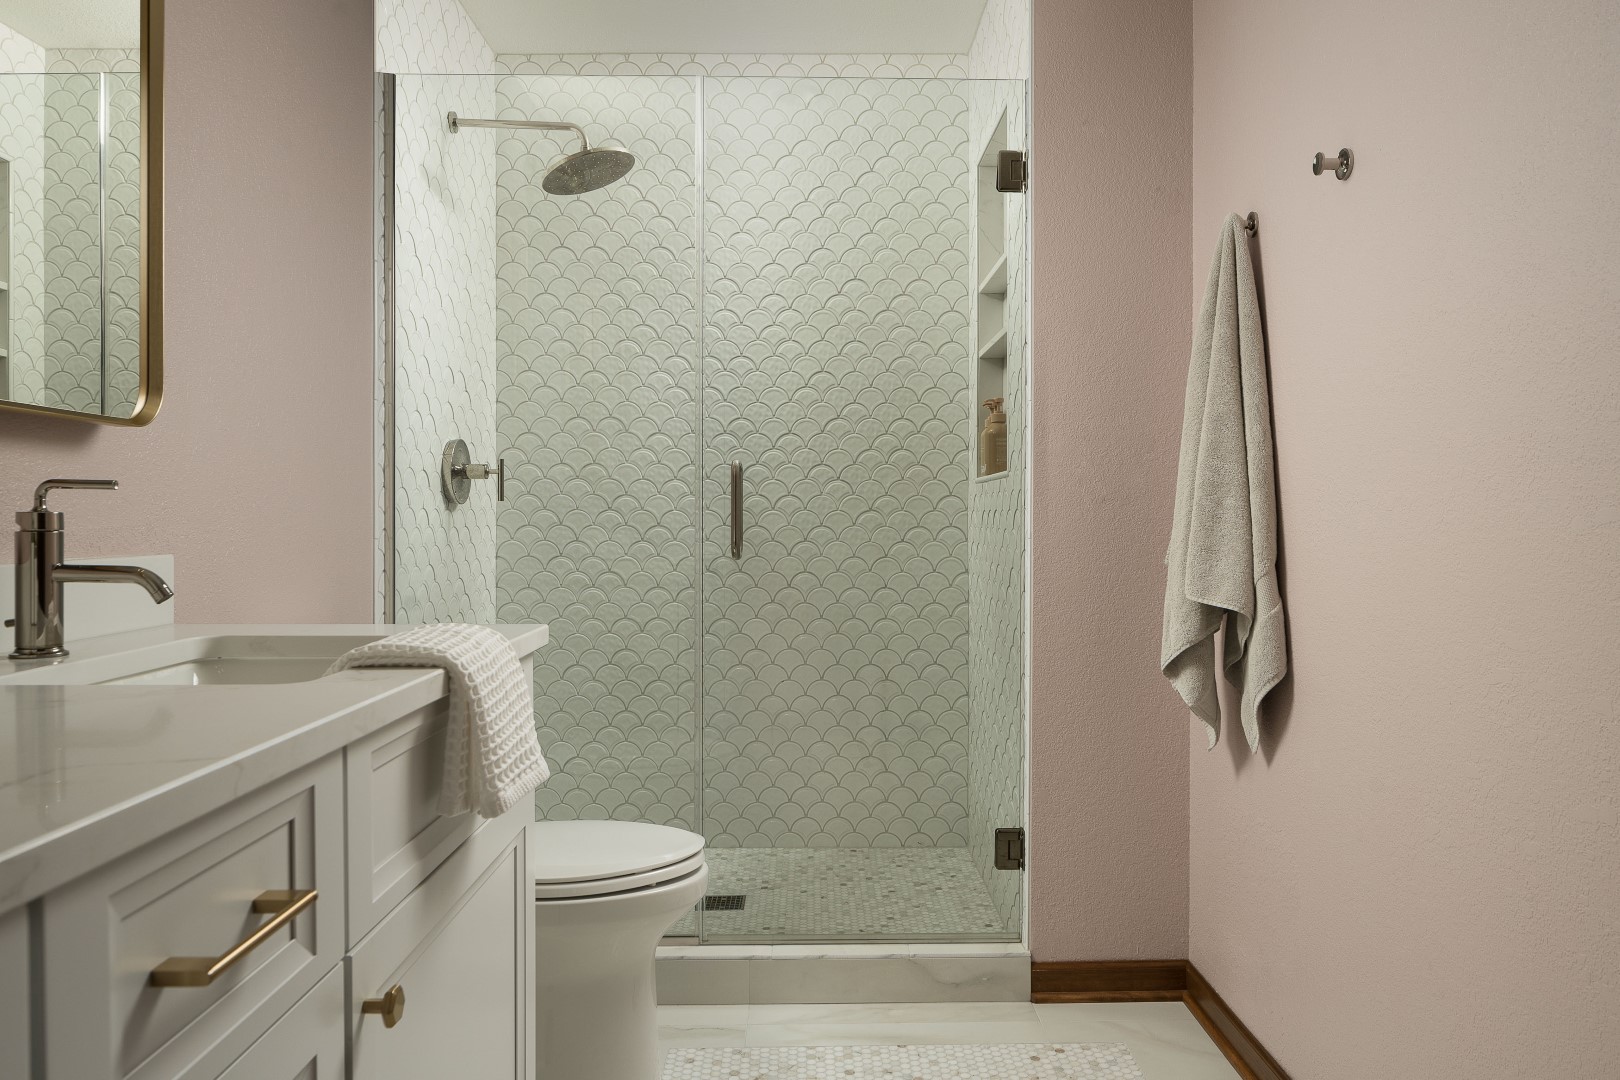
[974, 112, 1011, 479]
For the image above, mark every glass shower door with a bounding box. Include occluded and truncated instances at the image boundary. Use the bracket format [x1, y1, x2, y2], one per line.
[697, 76, 1028, 942]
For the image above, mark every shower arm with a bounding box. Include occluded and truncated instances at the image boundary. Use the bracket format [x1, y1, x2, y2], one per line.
[447, 113, 589, 149]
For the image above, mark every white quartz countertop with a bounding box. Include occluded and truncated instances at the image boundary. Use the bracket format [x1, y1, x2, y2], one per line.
[0, 623, 548, 910]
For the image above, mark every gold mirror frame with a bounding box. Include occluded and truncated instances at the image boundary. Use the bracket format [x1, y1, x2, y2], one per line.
[0, 0, 162, 426]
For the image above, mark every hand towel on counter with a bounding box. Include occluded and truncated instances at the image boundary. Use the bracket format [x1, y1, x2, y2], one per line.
[1161, 213, 1288, 752]
[327, 624, 550, 817]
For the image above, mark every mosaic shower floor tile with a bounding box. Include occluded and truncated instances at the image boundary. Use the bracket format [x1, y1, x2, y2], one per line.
[661, 1043, 1144, 1079]
[667, 847, 1011, 939]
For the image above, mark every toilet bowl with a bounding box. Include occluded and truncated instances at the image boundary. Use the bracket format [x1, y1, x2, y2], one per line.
[530, 820, 707, 1080]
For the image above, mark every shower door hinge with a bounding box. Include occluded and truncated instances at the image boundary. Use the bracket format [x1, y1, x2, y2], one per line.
[995, 150, 1027, 193]
[993, 827, 1026, 871]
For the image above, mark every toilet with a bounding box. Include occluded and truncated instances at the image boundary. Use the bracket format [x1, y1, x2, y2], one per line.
[530, 820, 707, 1080]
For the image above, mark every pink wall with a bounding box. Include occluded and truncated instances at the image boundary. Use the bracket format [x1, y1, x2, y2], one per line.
[0, 0, 376, 623]
[1190, 1, 1620, 1076]
[1028, 0, 1193, 961]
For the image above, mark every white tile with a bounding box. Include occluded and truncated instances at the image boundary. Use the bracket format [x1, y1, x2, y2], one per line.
[747, 955, 1031, 1004]
[749, 1001, 1037, 1026]
[659, 1005, 750, 1028]
[662, 1043, 1146, 1078]
[744, 1020, 1051, 1048]
[1035, 1003, 1241, 1080]
[657, 958, 750, 1005]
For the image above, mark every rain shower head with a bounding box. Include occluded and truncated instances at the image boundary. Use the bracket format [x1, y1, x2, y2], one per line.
[541, 145, 636, 195]
[447, 111, 636, 194]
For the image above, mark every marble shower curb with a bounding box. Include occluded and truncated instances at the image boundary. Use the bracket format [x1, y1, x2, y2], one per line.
[656, 944, 1032, 1005]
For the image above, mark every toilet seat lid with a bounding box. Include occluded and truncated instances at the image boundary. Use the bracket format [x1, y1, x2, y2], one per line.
[529, 820, 705, 884]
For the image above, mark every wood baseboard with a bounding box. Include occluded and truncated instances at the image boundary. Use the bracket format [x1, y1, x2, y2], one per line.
[1183, 963, 1291, 1080]
[1030, 959, 1188, 1002]
[1029, 959, 1291, 1080]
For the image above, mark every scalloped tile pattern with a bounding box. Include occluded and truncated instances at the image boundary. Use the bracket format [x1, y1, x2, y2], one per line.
[0, 25, 47, 406]
[969, 0, 1031, 81]
[377, 0, 496, 620]
[700, 77, 972, 849]
[392, 71, 499, 623]
[376, 0, 493, 74]
[0, 42, 141, 415]
[495, 54, 967, 78]
[49, 52, 142, 417]
[966, 78, 1028, 935]
[493, 74, 701, 829]
[39, 71, 104, 413]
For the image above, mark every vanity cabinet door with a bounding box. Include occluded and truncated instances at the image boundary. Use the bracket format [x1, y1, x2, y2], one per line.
[0, 906, 29, 1080]
[350, 812, 533, 1080]
[41, 755, 344, 1080]
[344, 658, 533, 946]
[212, 966, 344, 1080]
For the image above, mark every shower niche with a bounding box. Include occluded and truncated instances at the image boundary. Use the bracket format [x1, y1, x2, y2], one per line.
[975, 109, 1012, 479]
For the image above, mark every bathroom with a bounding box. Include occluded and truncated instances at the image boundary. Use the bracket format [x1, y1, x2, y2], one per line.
[0, 0, 1614, 1077]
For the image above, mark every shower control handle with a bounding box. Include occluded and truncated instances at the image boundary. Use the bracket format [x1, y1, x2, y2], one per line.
[730, 461, 743, 559]
[463, 458, 505, 501]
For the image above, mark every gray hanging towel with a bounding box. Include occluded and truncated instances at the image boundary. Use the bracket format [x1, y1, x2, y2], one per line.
[1161, 213, 1287, 751]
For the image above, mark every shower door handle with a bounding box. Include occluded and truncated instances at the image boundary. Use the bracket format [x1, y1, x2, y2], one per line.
[730, 461, 743, 559]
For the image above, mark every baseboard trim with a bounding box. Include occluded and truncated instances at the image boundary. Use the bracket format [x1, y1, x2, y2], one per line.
[1183, 963, 1291, 1080]
[1030, 959, 1188, 1002]
[1030, 960, 1291, 1080]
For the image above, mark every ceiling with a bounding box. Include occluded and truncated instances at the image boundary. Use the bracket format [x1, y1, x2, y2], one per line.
[0, 0, 138, 49]
[456, 0, 990, 56]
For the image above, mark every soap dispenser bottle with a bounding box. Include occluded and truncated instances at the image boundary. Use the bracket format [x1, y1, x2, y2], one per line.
[979, 397, 1007, 476]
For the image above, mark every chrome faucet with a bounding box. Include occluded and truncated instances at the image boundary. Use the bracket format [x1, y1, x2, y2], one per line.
[9, 479, 174, 660]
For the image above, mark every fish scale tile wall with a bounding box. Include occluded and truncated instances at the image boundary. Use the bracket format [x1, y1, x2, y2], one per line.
[0, 27, 140, 416]
[47, 52, 142, 417]
[967, 0, 1031, 932]
[487, 62, 975, 848]
[494, 74, 702, 828]
[381, 0, 1028, 907]
[380, 0, 501, 624]
[700, 77, 972, 847]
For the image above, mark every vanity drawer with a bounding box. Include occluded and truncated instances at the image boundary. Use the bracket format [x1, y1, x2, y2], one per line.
[212, 964, 345, 1080]
[344, 657, 533, 943]
[41, 754, 343, 1080]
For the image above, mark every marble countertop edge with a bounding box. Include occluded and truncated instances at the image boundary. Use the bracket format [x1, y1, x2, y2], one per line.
[0, 623, 548, 911]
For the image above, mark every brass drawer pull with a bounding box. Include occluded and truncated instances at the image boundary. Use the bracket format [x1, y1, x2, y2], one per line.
[362, 983, 407, 1028]
[148, 888, 318, 988]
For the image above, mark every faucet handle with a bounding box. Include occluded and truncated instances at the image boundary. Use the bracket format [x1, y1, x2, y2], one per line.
[32, 479, 119, 511]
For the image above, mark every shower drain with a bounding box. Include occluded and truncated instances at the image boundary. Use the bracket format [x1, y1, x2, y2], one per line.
[704, 894, 746, 911]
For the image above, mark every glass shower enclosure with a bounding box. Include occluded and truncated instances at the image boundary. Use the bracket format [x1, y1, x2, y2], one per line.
[381, 69, 1028, 944]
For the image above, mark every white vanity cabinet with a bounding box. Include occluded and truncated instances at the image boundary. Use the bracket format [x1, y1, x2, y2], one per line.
[1, 906, 29, 1080]
[7, 670, 536, 1080]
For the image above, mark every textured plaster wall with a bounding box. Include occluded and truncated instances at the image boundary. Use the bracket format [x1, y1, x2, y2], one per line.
[1189, 0, 1620, 1075]
[0, 0, 376, 622]
[1027, 0, 1193, 961]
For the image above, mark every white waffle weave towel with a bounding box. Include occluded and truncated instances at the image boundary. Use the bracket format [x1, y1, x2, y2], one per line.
[327, 624, 549, 818]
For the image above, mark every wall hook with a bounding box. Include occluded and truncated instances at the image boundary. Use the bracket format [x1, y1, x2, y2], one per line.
[1244, 212, 1258, 237]
[1313, 148, 1354, 180]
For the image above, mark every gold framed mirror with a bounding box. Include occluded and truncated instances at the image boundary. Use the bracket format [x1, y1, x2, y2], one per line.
[0, 0, 160, 425]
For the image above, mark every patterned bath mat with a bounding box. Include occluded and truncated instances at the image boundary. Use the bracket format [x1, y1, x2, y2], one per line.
[662, 1043, 1144, 1078]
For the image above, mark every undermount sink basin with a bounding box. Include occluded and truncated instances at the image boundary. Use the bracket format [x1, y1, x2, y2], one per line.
[0, 634, 385, 687]
[101, 656, 342, 687]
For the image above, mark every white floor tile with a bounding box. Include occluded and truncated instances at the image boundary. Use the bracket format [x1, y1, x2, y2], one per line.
[656, 1000, 1241, 1080]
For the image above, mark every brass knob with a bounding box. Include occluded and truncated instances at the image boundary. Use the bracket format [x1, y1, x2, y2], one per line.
[362, 983, 406, 1028]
